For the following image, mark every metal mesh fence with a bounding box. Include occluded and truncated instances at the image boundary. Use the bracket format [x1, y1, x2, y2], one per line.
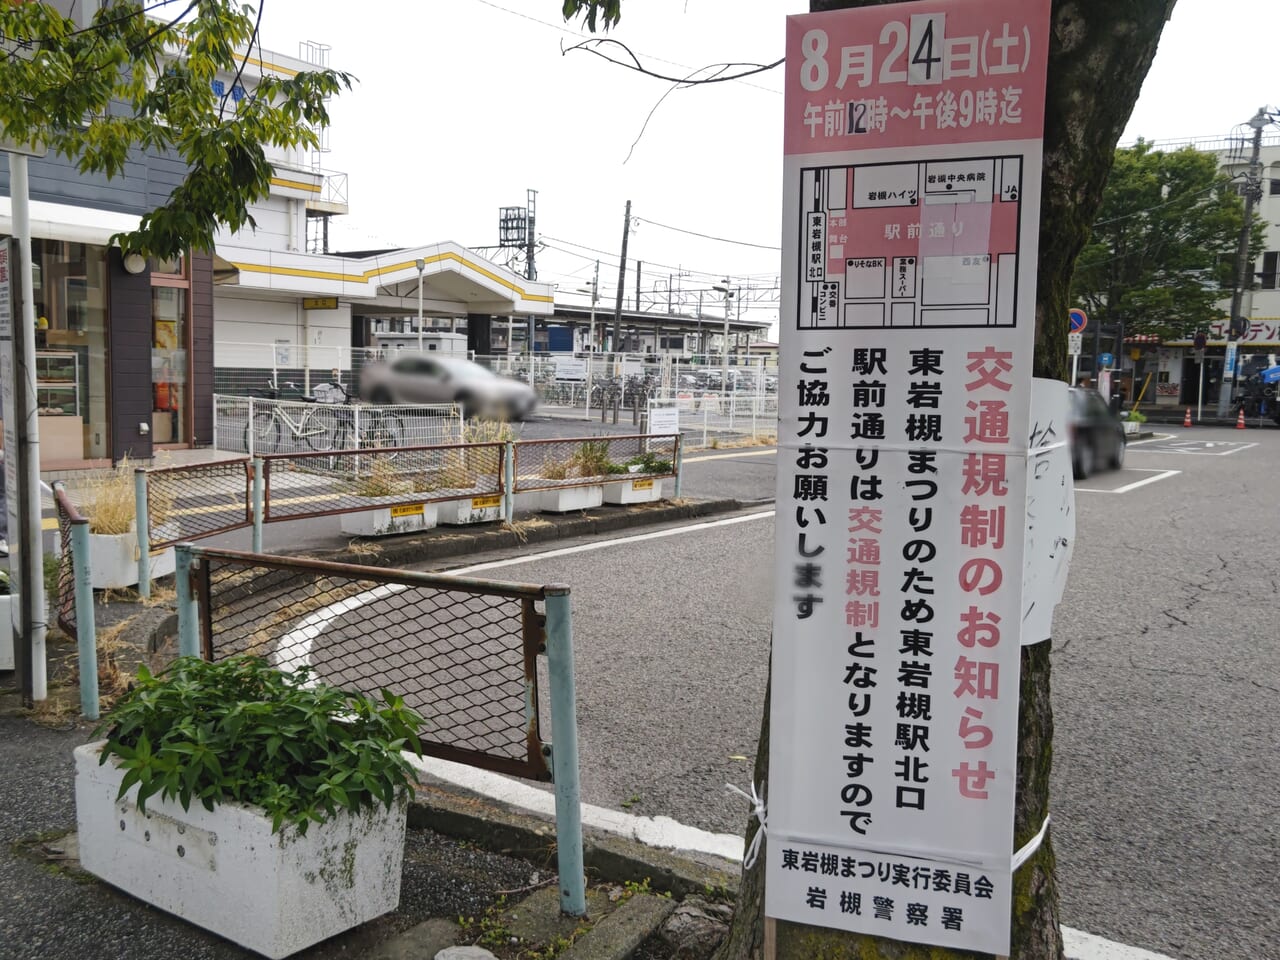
[195, 549, 551, 779]
[213, 342, 389, 399]
[52, 484, 80, 641]
[261, 442, 505, 523]
[512, 434, 679, 494]
[214, 394, 462, 457]
[144, 460, 253, 552]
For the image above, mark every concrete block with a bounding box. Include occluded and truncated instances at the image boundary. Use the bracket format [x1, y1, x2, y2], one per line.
[75, 742, 406, 959]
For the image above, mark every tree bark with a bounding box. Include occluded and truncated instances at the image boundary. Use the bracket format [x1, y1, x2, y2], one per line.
[716, 2, 1173, 958]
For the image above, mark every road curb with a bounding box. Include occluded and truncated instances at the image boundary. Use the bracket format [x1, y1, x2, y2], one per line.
[409, 784, 741, 901]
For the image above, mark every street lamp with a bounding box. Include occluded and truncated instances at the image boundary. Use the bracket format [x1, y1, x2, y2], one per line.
[414, 258, 425, 352]
[713, 280, 735, 395]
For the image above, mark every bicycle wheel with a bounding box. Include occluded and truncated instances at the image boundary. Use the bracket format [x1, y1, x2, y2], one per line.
[304, 406, 340, 451]
[245, 411, 279, 455]
[362, 412, 404, 461]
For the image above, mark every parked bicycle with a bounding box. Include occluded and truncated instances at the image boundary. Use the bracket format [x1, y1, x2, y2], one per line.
[316, 381, 405, 458]
[244, 379, 404, 456]
[245, 379, 336, 454]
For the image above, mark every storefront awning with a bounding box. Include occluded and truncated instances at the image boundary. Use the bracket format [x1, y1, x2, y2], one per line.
[0, 197, 140, 247]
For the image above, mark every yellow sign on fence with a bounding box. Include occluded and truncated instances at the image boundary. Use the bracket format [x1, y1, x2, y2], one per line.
[632, 478, 654, 491]
[390, 503, 425, 518]
[472, 495, 502, 509]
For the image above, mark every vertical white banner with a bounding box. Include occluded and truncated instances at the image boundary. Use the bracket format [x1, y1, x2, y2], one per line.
[768, 1, 1052, 954]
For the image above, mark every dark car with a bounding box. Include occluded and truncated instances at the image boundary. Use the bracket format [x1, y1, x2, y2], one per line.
[1068, 387, 1126, 479]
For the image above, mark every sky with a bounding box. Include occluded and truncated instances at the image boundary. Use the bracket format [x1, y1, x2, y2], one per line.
[255, 0, 1275, 335]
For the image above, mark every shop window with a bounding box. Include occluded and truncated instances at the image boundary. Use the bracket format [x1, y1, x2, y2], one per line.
[149, 254, 186, 277]
[1260, 252, 1278, 291]
[151, 286, 188, 443]
[29, 240, 109, 460]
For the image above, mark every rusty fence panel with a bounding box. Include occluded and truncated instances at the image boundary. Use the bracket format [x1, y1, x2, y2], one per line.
[143, 459, 253, 552]
[261, 442, 505, 523]
[511, 434, 680, 494]
[52, 484, 80, 641]
[190, 548, 552, 780]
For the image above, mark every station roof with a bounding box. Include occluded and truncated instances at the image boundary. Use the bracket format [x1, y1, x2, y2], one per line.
[213, 240, 556, 316]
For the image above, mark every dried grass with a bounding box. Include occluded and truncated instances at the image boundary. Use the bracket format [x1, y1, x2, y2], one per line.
[346, 538, 382, 558]
[139, 582, 176, 608]
[502, 517, 552, 544]
[26, 696, 78, 729]
[75, 455, 174, 535]
[462, 417, 515, 444]
[354, 456, 403, 498]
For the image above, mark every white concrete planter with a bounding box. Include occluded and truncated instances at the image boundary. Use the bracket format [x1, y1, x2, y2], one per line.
[438, 494, 504, 526]
[603, 477, 664, 505]
[88, 525, 176, 591]
[1123, 420, 1141, 436]
[0, 595, 12, 671]
[539, 484, 603, 513]
[75, 742, 406, 959]
[340, 501, 437, 537]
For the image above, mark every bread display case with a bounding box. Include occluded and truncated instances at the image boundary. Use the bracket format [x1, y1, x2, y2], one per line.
[35, 351, 84, 459]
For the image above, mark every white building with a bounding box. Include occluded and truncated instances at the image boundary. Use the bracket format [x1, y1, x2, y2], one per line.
[1147, 135, 1280, 407]
[211, 41, 553, 398]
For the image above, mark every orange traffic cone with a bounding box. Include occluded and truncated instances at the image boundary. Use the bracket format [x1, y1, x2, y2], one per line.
[1183, 408, 1192, 428]
[1236, 408, 1246, 430]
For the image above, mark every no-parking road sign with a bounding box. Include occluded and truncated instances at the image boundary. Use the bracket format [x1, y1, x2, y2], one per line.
[1069, 308, 1088, 332]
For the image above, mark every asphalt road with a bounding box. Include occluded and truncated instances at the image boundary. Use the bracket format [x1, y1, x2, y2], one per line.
[412, 426, 1278, 960]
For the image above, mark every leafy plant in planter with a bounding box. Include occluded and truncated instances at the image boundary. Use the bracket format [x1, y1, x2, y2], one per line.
[623, 452, 673, 474]
[569, 439, 614, 478]
[92, 655, 424, 834]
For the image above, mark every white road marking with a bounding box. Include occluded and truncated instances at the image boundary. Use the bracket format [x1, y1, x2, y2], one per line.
[1124, 433, 1175, 446]
[1060, 927, 1181, 960]
[446, 508, 776, 576]
[1130, 440, 1257, 456]
[683, 448, 777, 463]
[1075, 469, 1181, 495]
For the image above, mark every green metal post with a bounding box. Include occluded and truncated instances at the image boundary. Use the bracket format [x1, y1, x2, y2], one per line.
[503, 441, 515, 523]
[134, 468, 150, 599]
[543, 588, 585, 916]
[674, 436, 684, 499]
[252, 457, 265, 553]
[69, 511, 99, 720]
[175, 545, 200, 658]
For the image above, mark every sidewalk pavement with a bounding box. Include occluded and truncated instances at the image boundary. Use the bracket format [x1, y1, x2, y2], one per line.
[0, 496, 751, 960]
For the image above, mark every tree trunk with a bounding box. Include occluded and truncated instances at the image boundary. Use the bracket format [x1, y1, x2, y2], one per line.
[716, 2, 1173, 958]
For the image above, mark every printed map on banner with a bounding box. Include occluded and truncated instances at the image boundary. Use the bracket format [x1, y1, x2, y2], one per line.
[803, 157, 1025, 330]
[768, 1, 1053, 955]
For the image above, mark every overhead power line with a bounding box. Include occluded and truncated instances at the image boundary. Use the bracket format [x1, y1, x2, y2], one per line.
[634, 217, 781, 251]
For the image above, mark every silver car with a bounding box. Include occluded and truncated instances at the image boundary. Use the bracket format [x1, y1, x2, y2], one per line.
[360, 354, 537, 421]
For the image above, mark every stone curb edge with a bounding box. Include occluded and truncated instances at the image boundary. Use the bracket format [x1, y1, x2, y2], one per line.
[289, 497, 751, 568]
[408, 785, 741, 902]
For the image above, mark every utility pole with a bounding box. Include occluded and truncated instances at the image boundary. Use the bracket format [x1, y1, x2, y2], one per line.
[714, 278, 735, 395]
[1218, 108, 1269, 417]
[583, 259, 599, 420]
[526, 188, 537, 379]
[613, 200, 630, 354]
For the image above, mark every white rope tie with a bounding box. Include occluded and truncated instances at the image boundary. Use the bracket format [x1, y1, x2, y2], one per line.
[1012, 814, 1051, 871]
[725, 782, 767, 869]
